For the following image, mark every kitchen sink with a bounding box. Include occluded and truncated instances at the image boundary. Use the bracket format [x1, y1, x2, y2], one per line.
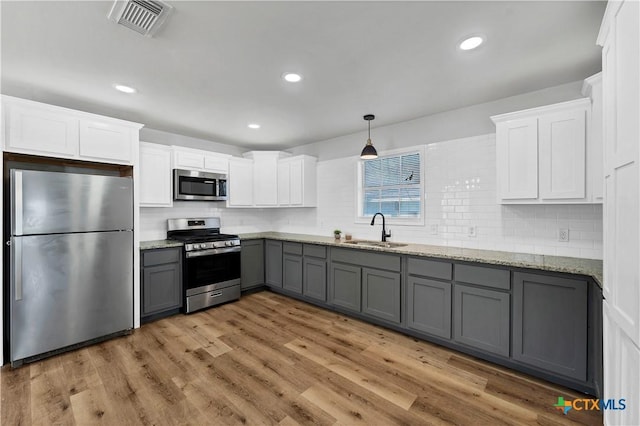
[342, 240, 408, 248]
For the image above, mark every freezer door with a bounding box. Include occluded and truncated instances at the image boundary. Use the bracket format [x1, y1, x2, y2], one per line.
[11, 169, 133, 235]
[10, 231, 133, 363]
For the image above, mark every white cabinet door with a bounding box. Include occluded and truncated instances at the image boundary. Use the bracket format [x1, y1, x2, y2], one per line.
[290, 158, 304, 205]
[174, 149, 204, 170]
[203, 155, 228, 173]
[599, 2, 640, 424]
[539, 109, 586, 200]
[5, 103, 79, 157]
[496, 118, 538, 200]
[79, 120, 133, 164]
[228, 158, 253, 207]
[139, 143, 173, 207]
[253, 154, 278, 206]
[277, 160, 291, 205]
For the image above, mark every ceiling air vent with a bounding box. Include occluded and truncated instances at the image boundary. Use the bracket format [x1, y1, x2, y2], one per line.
[108, 0, 173, 37]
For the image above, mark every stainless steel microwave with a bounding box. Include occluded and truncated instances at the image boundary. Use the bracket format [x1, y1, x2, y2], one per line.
[173, 169, 227, 201]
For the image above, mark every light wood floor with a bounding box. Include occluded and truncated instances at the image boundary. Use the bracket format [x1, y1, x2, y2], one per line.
[1, 291, 602, 425]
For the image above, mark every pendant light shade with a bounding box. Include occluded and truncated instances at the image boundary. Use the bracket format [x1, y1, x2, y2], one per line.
[360, 114, 378, 159]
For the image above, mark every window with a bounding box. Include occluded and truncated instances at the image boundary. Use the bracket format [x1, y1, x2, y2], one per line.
[358, 150, 423, 223]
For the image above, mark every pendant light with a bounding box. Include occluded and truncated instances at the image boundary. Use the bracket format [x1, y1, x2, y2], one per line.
[360, 114, 378, 159]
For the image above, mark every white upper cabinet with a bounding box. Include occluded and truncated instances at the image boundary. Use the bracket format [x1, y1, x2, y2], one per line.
[538, 108, 586, 200]
[278, 155, 317, 207]
[245, 151, 285, 206]
[277, 160, 291, 205]
[139, 142, 173, 207]
[4, 101, 79, 157]
[174, 149, 204, 170]
[2, 95, 142, 165]
[173, 147, 230, 173]
[495, 117, 539, 200]
[227, 151, 317, 208]
[227, 157, 254, 207]
[79, 119, 135, 164]
[492, 98, 599, 204]
[582, 73, 604, 202]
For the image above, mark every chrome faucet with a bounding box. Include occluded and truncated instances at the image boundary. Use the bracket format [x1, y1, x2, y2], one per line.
[370, 212, 391, 242]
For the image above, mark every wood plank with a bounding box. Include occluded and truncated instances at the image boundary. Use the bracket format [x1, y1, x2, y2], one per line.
[0, 292, 603, 426]
[1, 364, 31, 426]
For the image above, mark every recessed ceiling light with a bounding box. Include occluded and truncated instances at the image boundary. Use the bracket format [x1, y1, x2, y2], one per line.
[248, 123, 261, 129]
[459, 35, 484, 51]
[113, 84, 137, 94]
[282, 73, 302, 83]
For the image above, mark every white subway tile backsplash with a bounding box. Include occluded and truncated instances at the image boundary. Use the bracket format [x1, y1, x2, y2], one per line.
[140, 134, 602, 259]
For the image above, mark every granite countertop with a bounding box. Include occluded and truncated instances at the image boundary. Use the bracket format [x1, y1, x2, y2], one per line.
[238, 232, 603, 287]
[140, 239, 184, 250]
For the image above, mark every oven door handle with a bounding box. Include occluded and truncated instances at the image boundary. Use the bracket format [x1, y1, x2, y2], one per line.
[185, 246, 241, 258]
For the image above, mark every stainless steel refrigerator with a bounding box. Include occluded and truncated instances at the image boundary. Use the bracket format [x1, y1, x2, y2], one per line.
[9, 169, 133, 365]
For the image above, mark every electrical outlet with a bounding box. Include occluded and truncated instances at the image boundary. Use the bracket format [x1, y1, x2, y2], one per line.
[468, 226, 476, 237]
[558, 228, 569, 242]
[430, 224, 438, 235]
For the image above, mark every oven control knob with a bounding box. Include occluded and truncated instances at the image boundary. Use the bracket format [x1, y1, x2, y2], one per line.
[195, 244, 203, 249]
[226, 241, 232, 247]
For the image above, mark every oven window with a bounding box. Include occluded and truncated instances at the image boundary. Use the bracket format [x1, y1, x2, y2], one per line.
[185, 251, 240, 290]
[179, 176, 216, 197]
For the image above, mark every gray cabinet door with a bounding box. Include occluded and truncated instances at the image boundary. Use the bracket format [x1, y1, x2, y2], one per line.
[142, 262, 182, 316]
[329, 262, 361, 312]
[303, 257, 327, 301]
[407, 276, 451, 339]
[241, 239, 264, 290]
[454, 284, 510, 357]
[512, 272, 588, 381]
[362, 268, 401, 324]
[283, 254, 303, 294]
[265, 240, 283, 288]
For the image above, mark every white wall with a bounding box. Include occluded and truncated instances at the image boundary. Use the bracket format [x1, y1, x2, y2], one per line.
[289, 80, 585, 161]
[273, 134, 602, 259]
[140, 127, 245, 156]
[140, 202, 277, 241]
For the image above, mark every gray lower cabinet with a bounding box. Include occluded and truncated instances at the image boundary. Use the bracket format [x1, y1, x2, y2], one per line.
[265, 240, 283, 288]
[141, 247, 182, 319]
[303, 257, 327, 301]
[362, 268, 401, 324]
[453, 284, 510, 357]
[406, 276, 452, 339]
[262, 241, 600, 395]
[329, 262, 361, 312]
[241, 239, 264, 290]
[512, 272, 588, 381]
[283, 254, 303, 294]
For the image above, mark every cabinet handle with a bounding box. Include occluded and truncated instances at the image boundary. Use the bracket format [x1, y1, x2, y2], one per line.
[12, 237, 22, 301]
[210, 291, 223, 297]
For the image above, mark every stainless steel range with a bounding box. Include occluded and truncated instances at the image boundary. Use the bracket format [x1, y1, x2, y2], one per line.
[167, 218, 241, 313]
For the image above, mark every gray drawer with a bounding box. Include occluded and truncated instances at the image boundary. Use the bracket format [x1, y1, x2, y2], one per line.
[304, 244, 326, 259]
[331, 247, 401, 272]
[455, 264, 510, 290]
[407, 257, 452, 280]
[283, 242, 303, 255]
[143, 247, 181, 267]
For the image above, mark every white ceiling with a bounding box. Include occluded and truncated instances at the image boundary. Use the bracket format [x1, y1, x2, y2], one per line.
[1, 1, 605, 150]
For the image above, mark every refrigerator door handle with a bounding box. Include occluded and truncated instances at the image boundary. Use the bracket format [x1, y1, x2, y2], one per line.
[12, 170, 23, 235]
[12, 237, 23, 301]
